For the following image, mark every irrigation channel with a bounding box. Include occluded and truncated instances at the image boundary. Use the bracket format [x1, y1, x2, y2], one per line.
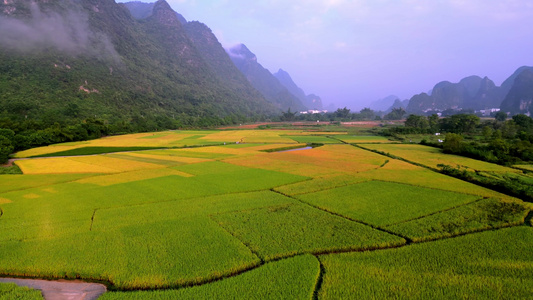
[0, 278, 106, 300]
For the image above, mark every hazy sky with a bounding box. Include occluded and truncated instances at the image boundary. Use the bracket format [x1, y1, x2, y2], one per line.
[118, 0, 533, 110]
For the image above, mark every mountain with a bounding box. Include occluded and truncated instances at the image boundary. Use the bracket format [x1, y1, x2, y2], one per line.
[406, 75, 505, 113]
[227, 44, 306, 111]
[500, 69, 533, 115]
[370, 95, 400, 112]
[306, 94, 323, 111]
[124, 1, 186, 24]
[274, 69, 322, 110]
[387, 99, 409, 112]
[0, 0, 278, 129]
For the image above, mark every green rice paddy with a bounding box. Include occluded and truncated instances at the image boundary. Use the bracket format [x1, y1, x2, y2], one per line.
[1, 129, 531, 298]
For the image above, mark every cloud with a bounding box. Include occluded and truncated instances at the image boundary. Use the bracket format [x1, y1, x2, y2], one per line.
[0, 2, 119, 59]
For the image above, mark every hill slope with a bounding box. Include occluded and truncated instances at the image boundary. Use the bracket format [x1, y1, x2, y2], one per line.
[227, 44, 307, 112]
[0, 0, 278, 130]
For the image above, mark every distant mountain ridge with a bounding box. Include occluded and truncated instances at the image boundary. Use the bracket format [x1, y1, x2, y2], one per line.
[274, 69, 322, 110]
[404, 66, 533, 115]
[227, 44, 307, 111]
[0, 0, 287, 129]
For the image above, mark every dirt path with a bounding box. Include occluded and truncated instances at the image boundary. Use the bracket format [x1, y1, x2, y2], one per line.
[0, 278, 106, 300]
[0, 158, 15, 167]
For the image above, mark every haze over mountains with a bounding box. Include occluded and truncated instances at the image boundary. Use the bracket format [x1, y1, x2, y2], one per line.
[0, 0, 319, 129]
[0, 0, 531, 126]
[372, 66, 533, 116]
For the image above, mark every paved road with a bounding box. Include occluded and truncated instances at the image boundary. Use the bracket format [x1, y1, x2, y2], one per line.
[0, 278, 107, 300]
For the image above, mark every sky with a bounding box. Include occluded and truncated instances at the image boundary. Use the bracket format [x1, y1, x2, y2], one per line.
[118, 0, 533, 110]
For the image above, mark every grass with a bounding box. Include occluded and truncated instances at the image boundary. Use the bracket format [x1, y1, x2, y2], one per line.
[297, 180, 480, 226]
[319, 227, 533, 299]
[99, 255, 320, 300]
[0, 282, 43, 300]
[0, 165, 22, 175]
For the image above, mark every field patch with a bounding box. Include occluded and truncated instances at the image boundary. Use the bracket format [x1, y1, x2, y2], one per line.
[100, 255, 319, 300]
[285, 135, 339, 144]
[363, 143, 521, 173]
[211, 203, 405, 260]
[224, 144, 387, 177]
[27, 147, 162, 158]
[334, 135, 392, 143]
[318, 227, 533, 299]
[297, 181, 480, 226]
[386, 198, 530, 241]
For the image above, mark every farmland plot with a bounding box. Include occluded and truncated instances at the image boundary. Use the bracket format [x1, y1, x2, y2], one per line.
[319, 227, 533, 299]
[1, 130, 532, 298]
[296, 181, 480, 226]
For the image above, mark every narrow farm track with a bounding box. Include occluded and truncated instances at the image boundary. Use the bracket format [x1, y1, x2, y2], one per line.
[312, 256, 325, 300]
[0, 278, 107, 300]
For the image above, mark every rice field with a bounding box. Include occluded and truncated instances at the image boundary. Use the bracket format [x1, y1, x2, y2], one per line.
[1, 129, 532, 298]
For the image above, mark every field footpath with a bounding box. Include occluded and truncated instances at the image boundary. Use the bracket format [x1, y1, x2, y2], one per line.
[0, 277, 106, 300]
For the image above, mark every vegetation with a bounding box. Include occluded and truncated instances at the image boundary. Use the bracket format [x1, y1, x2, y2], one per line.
[319, 227, 533, 299]
[100, 255, 319, 300]
[297, 181, 480, 226]
[0, 127, 531, 298]
[0, 283, 43, 300]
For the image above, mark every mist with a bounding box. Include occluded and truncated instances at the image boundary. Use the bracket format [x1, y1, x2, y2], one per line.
[0, 2, 118, 59]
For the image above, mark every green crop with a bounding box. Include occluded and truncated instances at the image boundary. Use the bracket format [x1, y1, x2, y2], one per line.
[211, 203, 405, 260]
[0, 283, 43, 300]
[386, 198, 530, 241]
[319, 227, 533, 299]
[297, 180, 480, 226]
[99, 255, 319, 300]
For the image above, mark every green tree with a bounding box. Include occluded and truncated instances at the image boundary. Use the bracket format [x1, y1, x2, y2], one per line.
[405, 114, 429, 129]
[494, 111, 508, 122]
[384, 107, 406, 120]
[442, 133, 464, 153]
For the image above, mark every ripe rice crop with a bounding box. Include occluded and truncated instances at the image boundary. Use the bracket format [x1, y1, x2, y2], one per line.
[99, 255, 320, 300]
[16, 157, 118, 174]
[385, 198, 530, 241]
[354, 160, 517, 201]
[285, 135, 339, 144]
[224, 144, 387, 177]
[318, 227, 533, 299]
[334, 135, 392, 143]
[297, 180, 480, 226]
[211, 203, 405, 260]
[514, 164, 533, 171]
[200, 130, 299, 144]
[363, 143, 521, 173]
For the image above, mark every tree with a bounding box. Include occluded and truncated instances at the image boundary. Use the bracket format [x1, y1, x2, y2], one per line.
[442, 133, 464, 153]
[494, 111, 507, 122]
[384, 107, 406, 120]
[428, 114, 439, 131]
[333, 107, 351, 119]
[405, 114, 429, 129]
[0, 135, 13, 164]
[281, 108, 296, 121]
[359, 108, 375, 120]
